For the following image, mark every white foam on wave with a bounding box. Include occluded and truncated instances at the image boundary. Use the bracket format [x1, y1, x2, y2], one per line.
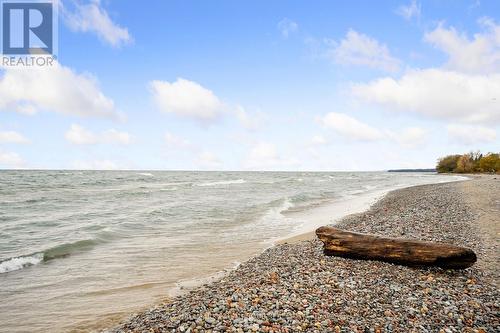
[137, 173, 154, 177]
[272, 198, 294, 216]
[196, 179, 247, 187]
[218, 197, 295, 243]
[160, 187, 178, 192]
[251, 198, 294, 229]
[0, 253, 44, 274]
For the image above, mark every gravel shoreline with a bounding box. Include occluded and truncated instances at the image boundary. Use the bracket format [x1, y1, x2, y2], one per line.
[107, 178, 499, 333]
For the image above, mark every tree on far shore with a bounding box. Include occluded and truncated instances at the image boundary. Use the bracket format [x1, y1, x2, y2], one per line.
[436, 155, 461, 173]
[479, 153, 500, 173]
[456, 154, 474, 173]
[437, 151, 499, 174]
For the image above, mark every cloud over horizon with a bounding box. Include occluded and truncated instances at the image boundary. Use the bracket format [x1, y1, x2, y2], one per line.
[318, 112, 428, 148]
[0, 149, 24, 168]
[150, 78, 224, 124]
[351, 69, 500, 124]
[70, 159, 124, 170]
[447, 124, 497, 145]
[319, 112, 385, 141]
[243, 142, 298, 170]
[65, 124, 131, 145]
[0, 62, 120, 119]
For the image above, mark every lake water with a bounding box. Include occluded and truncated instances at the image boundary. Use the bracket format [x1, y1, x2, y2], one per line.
[0, 171, 464, 332]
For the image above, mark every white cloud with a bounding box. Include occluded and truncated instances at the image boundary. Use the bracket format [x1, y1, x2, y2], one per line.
[247, 142, 277, 162]
[0, 62, 119, 119]
[151, 79, 264, 128]
[196, 151, 222, 169]
[150, 78, 223, 123]
[62, 0, 132, 47]
[65, 124, 131, 145]
[243, 142, 298, 170]
[71, 159, 122, 170]
[278, 18, 298, 38]
[0, 131, 30, 144]
[319, 112, 385, 141]
[424, 18, 500, 74]
[396, 0, 421, 21]
[65, 124, 97, 144]
[386, 127, 428, 148]
[102, 129, 131, 145]
[0, 149, 24, 168]
[447, 124, 497, 144]
[234, 106, 265, 131]
[318, 113, 428, 147]
[351, 69, 500, 124]
[327, 30, 400, 72]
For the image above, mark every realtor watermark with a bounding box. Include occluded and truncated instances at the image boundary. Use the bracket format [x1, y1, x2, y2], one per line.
[1, 0, 57, 66]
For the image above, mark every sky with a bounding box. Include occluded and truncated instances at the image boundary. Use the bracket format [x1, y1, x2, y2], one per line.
[0, 0, 499, 171]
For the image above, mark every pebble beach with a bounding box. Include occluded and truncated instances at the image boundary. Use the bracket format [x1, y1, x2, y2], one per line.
[107, 177, 499, 333]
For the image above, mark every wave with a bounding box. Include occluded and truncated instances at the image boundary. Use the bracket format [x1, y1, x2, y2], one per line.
[257, 198, 294, 224]
[23, 197, 47, 204]
[196, 179, 246, 187]
[449, 175, 469, 181]
[346, 189, 366, 196]
[0, 239, 101, 274]
[43, 239, 100, 260]
[137, 172, 154, 177]
[0, 254, 44, 274]
[282, 192, 336, 214]
[57, 172, 83, 175]
[160, 187, 178, 191]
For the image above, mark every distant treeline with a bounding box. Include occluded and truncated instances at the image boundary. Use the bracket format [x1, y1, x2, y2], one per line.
[437, 151, 500, 174]
[388, 169, 436, 173]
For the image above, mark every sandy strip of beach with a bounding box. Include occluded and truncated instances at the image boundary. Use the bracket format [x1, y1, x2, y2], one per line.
[106, 176, 499, 332]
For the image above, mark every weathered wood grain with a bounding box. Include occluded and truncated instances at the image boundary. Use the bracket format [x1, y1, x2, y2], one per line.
[316, 226, 476, 269]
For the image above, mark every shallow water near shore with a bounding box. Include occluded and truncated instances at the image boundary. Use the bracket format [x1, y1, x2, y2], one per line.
[0, 171, 465, 332]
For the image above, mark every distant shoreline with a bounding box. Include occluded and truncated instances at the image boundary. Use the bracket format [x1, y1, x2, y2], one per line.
[387, 168, 436, 172]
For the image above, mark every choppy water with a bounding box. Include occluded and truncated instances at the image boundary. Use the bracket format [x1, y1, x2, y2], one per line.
[0, 171, 463, 332]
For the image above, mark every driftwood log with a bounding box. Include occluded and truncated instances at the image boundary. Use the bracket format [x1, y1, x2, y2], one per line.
[316, 226, 476, 269]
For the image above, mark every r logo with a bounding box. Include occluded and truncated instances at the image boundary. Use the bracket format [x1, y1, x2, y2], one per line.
[2, 1, 54, 55]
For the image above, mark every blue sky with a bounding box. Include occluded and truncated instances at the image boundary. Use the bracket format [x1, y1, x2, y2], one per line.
[0, 0, 499, 170]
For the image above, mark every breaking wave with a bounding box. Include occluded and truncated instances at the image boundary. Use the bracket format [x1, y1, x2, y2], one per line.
[196, 179, 247, 187]
[0, 254, 44, 274]
[0, 239, 101, 274]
